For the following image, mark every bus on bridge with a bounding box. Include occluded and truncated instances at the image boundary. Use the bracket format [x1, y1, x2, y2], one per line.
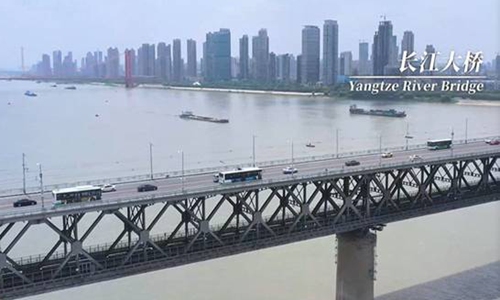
[52, 185, 102, 204]
[427, 139, 452, 150]
[215, 167, 263, 183]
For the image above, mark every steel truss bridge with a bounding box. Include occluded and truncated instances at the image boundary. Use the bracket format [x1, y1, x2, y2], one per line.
[0, 150, 499, 299]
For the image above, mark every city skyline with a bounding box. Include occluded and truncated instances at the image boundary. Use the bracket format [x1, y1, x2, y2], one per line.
[0, 0, 498, 70]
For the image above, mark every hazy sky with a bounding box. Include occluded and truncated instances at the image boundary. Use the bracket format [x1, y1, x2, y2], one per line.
[1, 0, 499, 70]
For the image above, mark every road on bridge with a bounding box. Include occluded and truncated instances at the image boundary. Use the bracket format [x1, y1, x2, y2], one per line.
[0, 140, 498, 215]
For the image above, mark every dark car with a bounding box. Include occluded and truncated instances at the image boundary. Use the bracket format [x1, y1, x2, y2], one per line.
[13, 198, 37, 207]
[137, 184, 158, 192]
[345, 160, 360, 167]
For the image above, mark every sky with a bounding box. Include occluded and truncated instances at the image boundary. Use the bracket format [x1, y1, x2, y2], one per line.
[0, 0, 499, 70]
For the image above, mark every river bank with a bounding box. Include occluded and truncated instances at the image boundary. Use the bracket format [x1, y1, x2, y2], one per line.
[139, 84, 326, 97]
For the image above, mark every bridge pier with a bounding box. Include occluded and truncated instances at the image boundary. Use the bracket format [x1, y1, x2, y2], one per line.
[335, 229, 377, 300]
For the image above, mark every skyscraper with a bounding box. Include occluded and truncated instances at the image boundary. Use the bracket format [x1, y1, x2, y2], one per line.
[187, 39, 197, 78]
[339, 51, 352, 76]
[301, 26, 320, 84]
[422, 45, 437, 73]
[372, 20, 393, 75]
[389, 35, 399, 66]
[296, 54, 302, 83]
[359, 42, 369, 75]
[239, 35, 249, 80]
[62, 52, 76, 77]
[52, 50, 62, 77]
[138, 44, 155, 76]
[269, 52, 276, 81]
[166, 45, 172, 81]
[38, 54, 51, 76]
[252, 29, 269, 82]
[157, 42, 169, 80]
[173, 39, 182, 82]
[148, 45, 156, 76]
[204, 29, 231, 81]
[278, 54, 291, 82]
[323, 20, 339, 85]
[106, 47, 120, 78]
[401, 31, 415, 55]
[496, 55, 500, 79]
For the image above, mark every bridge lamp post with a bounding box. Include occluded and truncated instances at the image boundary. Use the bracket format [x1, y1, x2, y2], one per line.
[252, 135, 256, 167]
[335, 128, 340, 158]
[178, 150, 185, 191]
[404, 123, 413, 151]
[465, 118, 468, 144]
[149, 142, 153, 180]
[287, 139, 294, 166]
[36, 163, 44, 209]
[379, 135, 382, 165]
[451, 127, 455, 156]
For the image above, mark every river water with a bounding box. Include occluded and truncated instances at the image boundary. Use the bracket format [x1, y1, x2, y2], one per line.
[1, 80, 499, 299]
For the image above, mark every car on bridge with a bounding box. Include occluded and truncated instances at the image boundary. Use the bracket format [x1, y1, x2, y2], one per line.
[283, 166, 298, 174]
[381, 152, 393, 158]
[101, 184, 116, 192]
[485, 139, 500, 145]
[345, 160, 360, 166]
[13, 198, 37, 208]
[137, 184, 158, 192]
[409, 155, 423, 162]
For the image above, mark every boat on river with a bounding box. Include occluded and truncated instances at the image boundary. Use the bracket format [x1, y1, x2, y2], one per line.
[179, 111, 229, 123]
[349, 105, 406, 118]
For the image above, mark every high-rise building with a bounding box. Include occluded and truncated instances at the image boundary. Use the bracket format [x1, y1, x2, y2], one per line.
[278, 54, 291, 82]
[252, 29, 269, 82]
[339, 51, 353, 76]
[231, 57, 239, 78]
[62, 52, 76, 77]
[148, 44, 156, 77]
[52, 50, 62, 77]
[93, 51, 105, 77]
[401, 31, 415, 55]
[496, 55, 500, 79]
[204, 28, 231, 81]
[157, 42, 169, 80]
[301, 26, 320, 84]
[126, 49, 137, 77]
[289, 55, 297, 81]
[359, 42, 369, 75]
[166, 45, 172, 80]
[389, 35, 399, 66]
[422, 44, 437, 73]
[296, 54, 302, 83]
[106, 47, 120, 78]
[372, 20, 393, 75]
[239, 35, 249, 80]
[173, 39, 182, 82]
[323, 20, 339, 85]
[269, 52, 276, 81]
[38, 54, 51, 76]
[138, 44, 155, 76]
[187, 39, 197, 78]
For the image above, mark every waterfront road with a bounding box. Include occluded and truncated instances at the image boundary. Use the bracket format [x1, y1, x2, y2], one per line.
[0, 141, 499, 214]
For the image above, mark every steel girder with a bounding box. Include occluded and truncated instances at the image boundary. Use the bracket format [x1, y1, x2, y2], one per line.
[0, 155, 499, 299]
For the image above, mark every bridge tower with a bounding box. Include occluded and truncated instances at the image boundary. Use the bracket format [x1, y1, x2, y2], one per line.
[336, 229, 377, 300]
[124, 49, 134, 88]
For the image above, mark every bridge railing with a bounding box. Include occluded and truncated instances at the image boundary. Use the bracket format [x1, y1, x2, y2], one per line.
[0, 148, 498, 221]
[0, 136, 496, 197]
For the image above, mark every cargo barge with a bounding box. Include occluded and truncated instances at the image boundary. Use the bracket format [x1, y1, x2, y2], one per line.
[180, 111, 229, 123]
[349, 105, 406, 118]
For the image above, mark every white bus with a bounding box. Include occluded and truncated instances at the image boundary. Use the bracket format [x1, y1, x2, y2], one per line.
[52, 185, 102, 204]
[215, 167, 263, 184]
[427, 139, 452, 150]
